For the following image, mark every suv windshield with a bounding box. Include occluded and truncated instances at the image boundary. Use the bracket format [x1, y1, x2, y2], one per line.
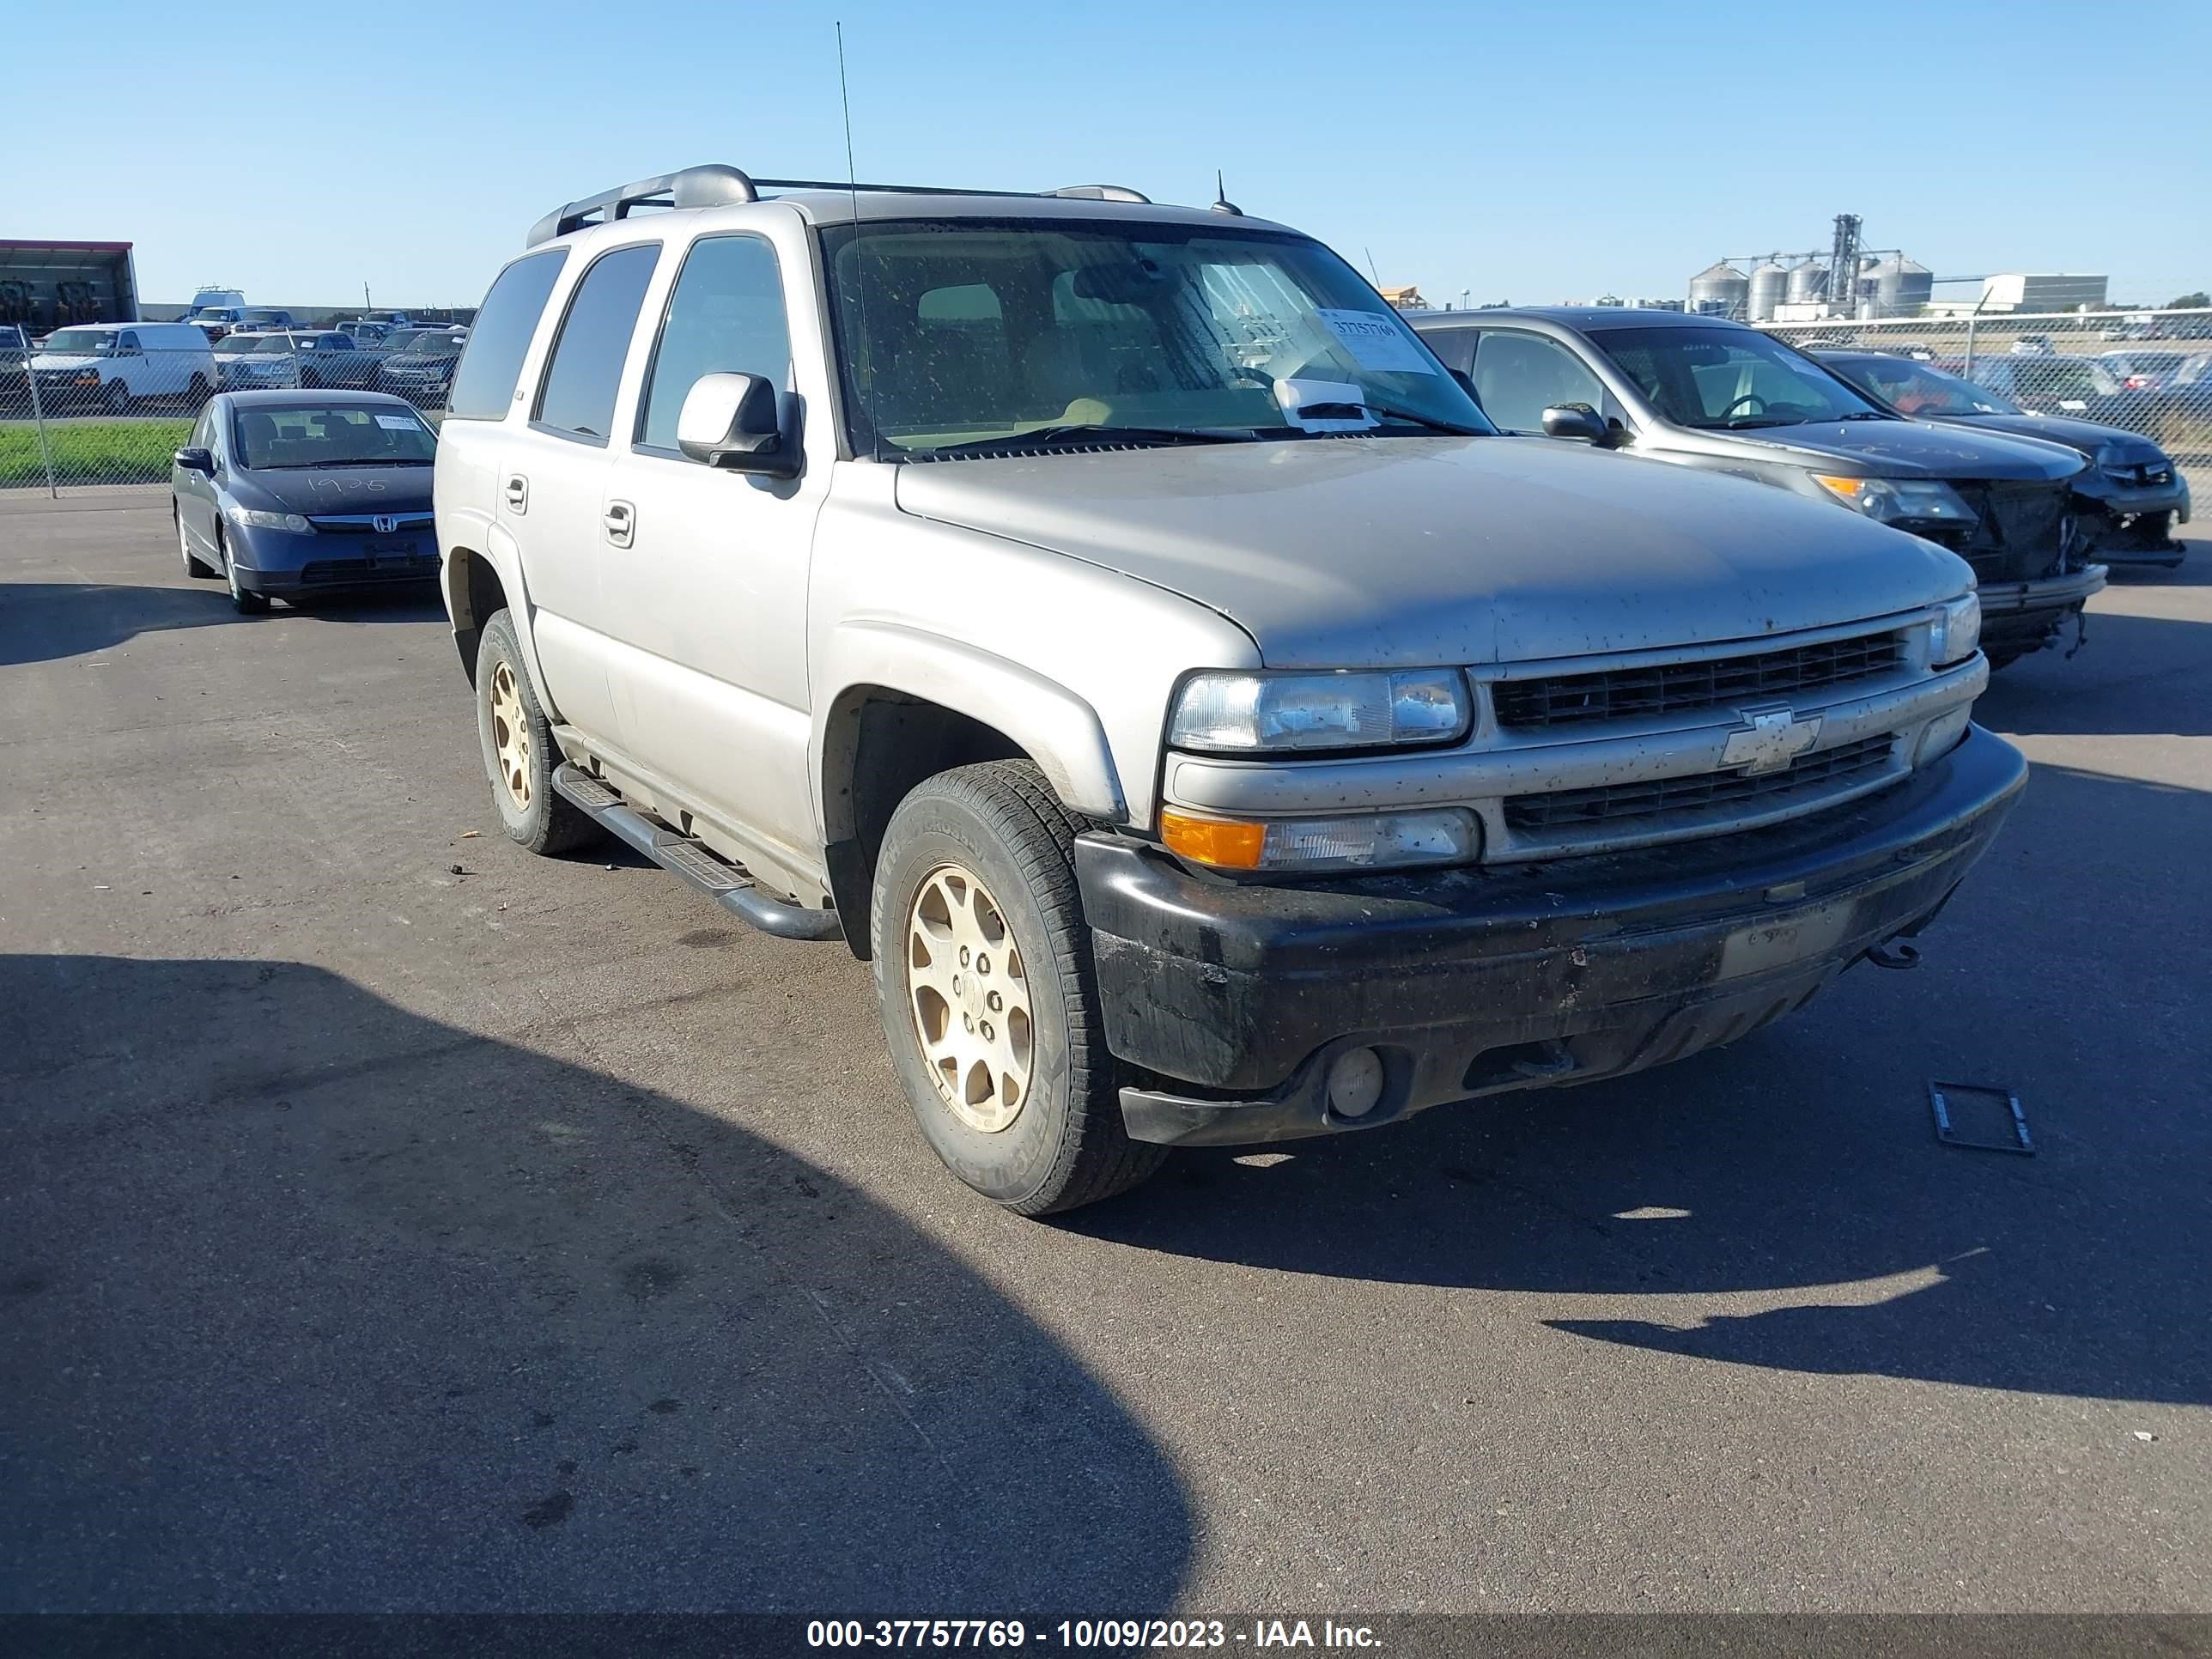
[250, 334, 302, 354]
[819, 217, 1491, 456]
[1827, 356, 2021, 417]
[41, 329, 117, 355]
[232, 403, 438, 469]
[1592, 325, 1886, 429]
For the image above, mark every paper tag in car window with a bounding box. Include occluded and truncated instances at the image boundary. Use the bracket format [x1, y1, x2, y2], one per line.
[1315, 308, 1436, 374]
[374, 414, 421, 430]
[2059, 399, 2087, 410]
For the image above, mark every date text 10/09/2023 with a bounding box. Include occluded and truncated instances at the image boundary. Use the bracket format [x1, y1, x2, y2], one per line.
[805, 1621, 1382, 1650]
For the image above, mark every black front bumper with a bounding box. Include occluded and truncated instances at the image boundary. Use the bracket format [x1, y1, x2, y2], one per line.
[1976, 565, 2107, 654]
[1079, 725, 2027, 1148]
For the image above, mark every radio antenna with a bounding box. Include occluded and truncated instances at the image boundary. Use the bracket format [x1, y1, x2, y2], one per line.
[836, 21, 878, 457]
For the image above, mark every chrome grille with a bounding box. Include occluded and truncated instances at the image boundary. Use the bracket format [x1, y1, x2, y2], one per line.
[307, 512, 434, 535]
[1492, 632, 1905, 729]
[1504, 733, 1900, 832]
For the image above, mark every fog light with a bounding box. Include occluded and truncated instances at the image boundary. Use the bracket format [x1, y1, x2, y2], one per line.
[1327, 1047, 1385, 1119]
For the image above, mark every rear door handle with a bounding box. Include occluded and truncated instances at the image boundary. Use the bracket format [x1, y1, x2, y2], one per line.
[603, 500, 635, 548]
[503, 474, 528, 514]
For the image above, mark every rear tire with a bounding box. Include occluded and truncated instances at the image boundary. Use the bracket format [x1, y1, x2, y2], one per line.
[184, 373, 210, 409]
[474, 608, 602, 856]
[871, 760, 1167, 1216]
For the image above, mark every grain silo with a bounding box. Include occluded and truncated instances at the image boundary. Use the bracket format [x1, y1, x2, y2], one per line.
[1747, 261, 1790, 322]
[1785, 262, 1828, 306]
[1867, 255, 1934, 318]
[1687, 261, 1750, 317]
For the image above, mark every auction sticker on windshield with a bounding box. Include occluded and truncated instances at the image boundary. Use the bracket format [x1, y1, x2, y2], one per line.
[1316, 308, 1435, 374]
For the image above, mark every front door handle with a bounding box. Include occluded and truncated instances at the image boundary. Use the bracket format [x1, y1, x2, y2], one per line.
[603, 500, 635, 548]
[503, 474, 528, 514]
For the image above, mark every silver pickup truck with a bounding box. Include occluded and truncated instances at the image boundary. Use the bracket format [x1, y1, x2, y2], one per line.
[433, 164, 2025, 1215]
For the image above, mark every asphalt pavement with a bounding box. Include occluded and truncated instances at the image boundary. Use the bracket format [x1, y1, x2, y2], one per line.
[2, 487, 2207, 1615]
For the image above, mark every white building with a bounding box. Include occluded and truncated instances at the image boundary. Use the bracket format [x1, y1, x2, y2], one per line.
[1976, 272, 2109, 313]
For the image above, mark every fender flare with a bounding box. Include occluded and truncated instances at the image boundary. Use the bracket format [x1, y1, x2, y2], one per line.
[813, 620, 1128, 835]
[443, 518, 561, 720]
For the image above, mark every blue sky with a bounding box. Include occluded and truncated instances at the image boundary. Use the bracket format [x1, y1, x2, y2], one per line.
[6, 0, 2206, 312]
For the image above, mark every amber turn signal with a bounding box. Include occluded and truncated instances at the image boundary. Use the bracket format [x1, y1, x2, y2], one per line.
[1159, 809, 1267, 870]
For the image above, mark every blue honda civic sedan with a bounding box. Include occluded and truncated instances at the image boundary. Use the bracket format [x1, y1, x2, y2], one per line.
[170, 389, 439, 612]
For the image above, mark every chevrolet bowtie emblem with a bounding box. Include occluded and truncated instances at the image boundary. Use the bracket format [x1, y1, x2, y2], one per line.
[1720, 706, 1822, 775]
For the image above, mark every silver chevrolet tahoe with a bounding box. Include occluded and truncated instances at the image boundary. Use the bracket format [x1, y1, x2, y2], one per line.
[434, 164, 2026, 1216]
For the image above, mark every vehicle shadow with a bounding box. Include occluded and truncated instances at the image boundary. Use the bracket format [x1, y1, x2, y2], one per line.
[283, 586, 448, 624]
[0, 580, 240, 668]
[1071, 763, 2210, 1408]
[1973, 607, 2212, 738]
[0, 578, 438, 669]
[0, 954, 1192, 1612]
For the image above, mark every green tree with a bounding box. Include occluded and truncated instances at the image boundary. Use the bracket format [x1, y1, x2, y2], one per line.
[2168, 291, 2210, 309]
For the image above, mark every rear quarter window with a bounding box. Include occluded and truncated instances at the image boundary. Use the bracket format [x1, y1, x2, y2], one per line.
[447, 248, 569, 422]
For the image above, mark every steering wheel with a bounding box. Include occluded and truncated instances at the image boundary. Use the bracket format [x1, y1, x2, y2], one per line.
[1714, 392, 1767, 420]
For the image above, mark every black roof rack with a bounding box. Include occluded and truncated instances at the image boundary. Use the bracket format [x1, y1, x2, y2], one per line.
[526, 165, 1154, 246]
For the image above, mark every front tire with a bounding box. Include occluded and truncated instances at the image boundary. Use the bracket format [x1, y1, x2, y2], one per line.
[175, 507, 216, 578]
[220, 527, 269, 614]
[474, 609, 601, 855]
[105, 378, 131, 414]
[871, 761, 1167, 1216]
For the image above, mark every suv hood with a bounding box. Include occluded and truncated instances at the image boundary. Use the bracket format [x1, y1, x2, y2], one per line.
[894, 437, 1971, 668]
[1710, 417, 2085, 483]
[1937, 411, 2167, 465]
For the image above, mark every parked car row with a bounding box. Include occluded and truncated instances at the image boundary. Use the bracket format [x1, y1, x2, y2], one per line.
[210, 323, 467, 402]
[1813, 350, 2191, 568]
[1409, 308, 2126, 664]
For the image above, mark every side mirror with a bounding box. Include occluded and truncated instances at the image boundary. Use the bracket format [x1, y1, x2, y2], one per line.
[173, 447, 215, 473]
[677, 372, 797, 476]
[1540, 404, 1612, 444]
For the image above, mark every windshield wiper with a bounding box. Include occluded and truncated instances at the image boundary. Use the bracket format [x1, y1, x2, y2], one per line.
[915, 424, 1257, 459]
[1355, 401, 1487, 436]
[1832, 410, 1893, 422]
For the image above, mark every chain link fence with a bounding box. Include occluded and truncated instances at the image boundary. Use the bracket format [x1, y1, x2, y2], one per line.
[3, 324, 460, 494]
[1757, 307, 2212, 459]
[8, 305, 2209, 502]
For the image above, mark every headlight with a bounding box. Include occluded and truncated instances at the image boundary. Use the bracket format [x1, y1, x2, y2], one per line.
[1929, 592, 1981, 667]
[226, 505, 310, 532]
[1811, 475, 1978, 526]
[1169, 669, 1470, 754]
[1159, 806, 1480, 872]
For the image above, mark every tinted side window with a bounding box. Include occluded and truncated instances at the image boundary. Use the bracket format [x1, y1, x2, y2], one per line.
[533, 243, 661, 442]
[447, 248, 568, 422]
[1419, 327, 1478, 374]
[637, 235, 791, 453]
[1472, 331, 1605, 434]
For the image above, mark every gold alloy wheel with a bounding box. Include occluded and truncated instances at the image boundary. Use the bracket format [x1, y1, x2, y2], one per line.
[905, 863, 1036, 1133]
[488, 660, 532, 811]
